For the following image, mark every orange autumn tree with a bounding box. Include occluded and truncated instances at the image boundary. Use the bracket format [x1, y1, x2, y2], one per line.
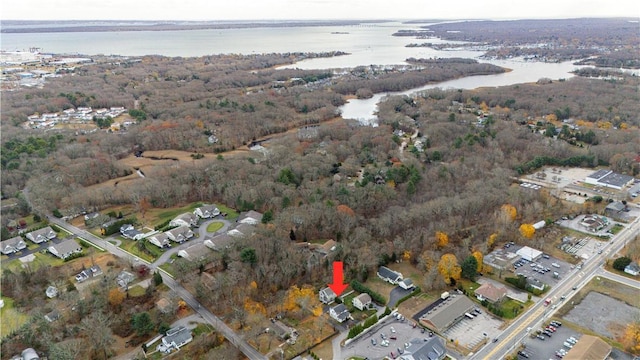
[283, 285, 323, 317]
[243, 297, 267, 316]
[472, 251, 484, 273]
[501, 204, 517, 221]
[621, 320, 640, 355]
[435, 231, 449, 248]
[336, 204, 355, 217]
[438, 253, 461, 285]
[487, 233, 498, 249]
[108, 288, 125, 307]
[519, 223, 536, 239]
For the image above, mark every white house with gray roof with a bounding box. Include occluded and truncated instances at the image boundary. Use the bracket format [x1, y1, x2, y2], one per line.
[193, 204, 220, 219]
[165, 225, 194, 243]
[159, 326, 193, 353]
[169, 213, 198, 228]
[26, 226, 56, 244]
[377, 266, 403, 285]
[48, 239, 82, 259]
[148, 233, 170, 248]
[1, 236, 27, 255]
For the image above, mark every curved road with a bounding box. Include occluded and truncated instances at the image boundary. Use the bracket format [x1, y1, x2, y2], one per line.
[471, 215, 640, 360]
[44, 214, 266, 360]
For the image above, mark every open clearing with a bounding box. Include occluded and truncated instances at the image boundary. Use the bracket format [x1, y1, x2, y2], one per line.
[563, 291, 639, 340]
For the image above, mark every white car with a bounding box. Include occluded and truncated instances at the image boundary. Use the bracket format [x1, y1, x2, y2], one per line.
[390, 327, 396, 333]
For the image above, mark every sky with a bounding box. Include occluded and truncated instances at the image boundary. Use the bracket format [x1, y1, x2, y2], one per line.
[2, 0, 639, 21]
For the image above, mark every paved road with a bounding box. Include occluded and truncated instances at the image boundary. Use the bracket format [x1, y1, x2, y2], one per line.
[45, 215, 266, 360]
[471, 214, 640, 360]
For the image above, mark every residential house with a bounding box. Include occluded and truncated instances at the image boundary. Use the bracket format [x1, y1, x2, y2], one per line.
[169, 213, 198, 228]
[1, 236, 27, 255]
[48, 239, 82, 259]
[205, 234, 234, 251]
[177, 242, 212, 261]
[75, 265, 103, 283]
[227, 223, 255, 238]
[193, 204, 220, 219]
[20, 348, 40, 360]
[329, 303, 351, 323]
[399, 278, 415, 290]
[148, 233, 170, 248]
[624, 262, 640, 276]
[377, 266, 403, 285]
[44, 310, 61, 322]
[45, 286, 58, 298]
[352, 293, 372, 311]
[237, 210, 263, 225]
[156, 298, 173, 314]
[605, 201, 627, 219]
[25, 226, 56, 244]
[160, 326, 193, 351]
[311, 239, 337, 256]
[165, 226, 194, 243]
[272, 320, 298, 341]
[526, 277, 546, 292]
[319, 287, 337, 304]
[120, 224, 144, 240]
[474, 282, 508, 304]
[116, 270, 136, 288]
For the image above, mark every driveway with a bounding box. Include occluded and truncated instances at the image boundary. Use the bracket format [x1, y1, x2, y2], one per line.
[388, 286, 413, 308]
[151, 217, 232, 267]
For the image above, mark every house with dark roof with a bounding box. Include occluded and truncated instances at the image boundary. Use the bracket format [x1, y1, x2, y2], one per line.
[26, 227, 56, 244]
[329, 303, 351, 323]
[1, 236, 27, 255]
[474, 283, 507, 304]
[194, 204, 220, 219]
[160, 326, 193, 352]
[48, 239, 82, 259]
[377, 266, 403, 285]
[399, 278, 415, 290]
[580, 215, 608, 233]
[237, 210, 263, 225]
[120, 224, 144, 240]
[319, 287, 337, 304]
[44, 310, 61, 322]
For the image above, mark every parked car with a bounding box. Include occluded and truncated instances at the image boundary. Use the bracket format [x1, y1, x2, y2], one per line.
[371, 338, 377, 346]
[536, 335, 546, 340]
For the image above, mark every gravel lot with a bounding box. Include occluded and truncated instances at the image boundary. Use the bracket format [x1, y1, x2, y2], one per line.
[564, 291, 640, 339]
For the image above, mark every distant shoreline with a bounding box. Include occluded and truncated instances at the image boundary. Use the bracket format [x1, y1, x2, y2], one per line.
[0, 20, 389, 33]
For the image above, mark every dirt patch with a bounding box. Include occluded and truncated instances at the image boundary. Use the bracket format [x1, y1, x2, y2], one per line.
[398, 293, 435, 318]
[563, 291, 639, 340]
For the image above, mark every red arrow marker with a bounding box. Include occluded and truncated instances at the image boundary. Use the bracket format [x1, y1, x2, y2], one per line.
[328, 261, 348, 296]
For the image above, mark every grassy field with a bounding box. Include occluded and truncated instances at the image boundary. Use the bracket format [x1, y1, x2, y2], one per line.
[206, 221, 224, 233]
[118, 239, 157, 263]
[128, 285, 147, 297]
[0, 297, 30, 338]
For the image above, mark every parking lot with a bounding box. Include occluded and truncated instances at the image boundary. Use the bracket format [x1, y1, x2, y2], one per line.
[519, 320, 581, 359]
[341, 313, 433, 360]
[443, 309, 503, 350]
[512, 250, 573, 288]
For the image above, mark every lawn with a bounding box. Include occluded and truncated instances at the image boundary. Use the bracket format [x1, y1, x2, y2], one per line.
[128, 285, 147, 297]
[609, 223, 624, 235]
[217, 204, 239, 220]
[206, 221, 224, 233]
[499, 299, 527, 319]
[1, 297, 30, 338]
[118, 239, 157, 263]
[149, 203, 205, 227]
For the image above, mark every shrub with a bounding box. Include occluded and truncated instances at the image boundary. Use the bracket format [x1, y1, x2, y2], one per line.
[613, 256, 632, 271]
